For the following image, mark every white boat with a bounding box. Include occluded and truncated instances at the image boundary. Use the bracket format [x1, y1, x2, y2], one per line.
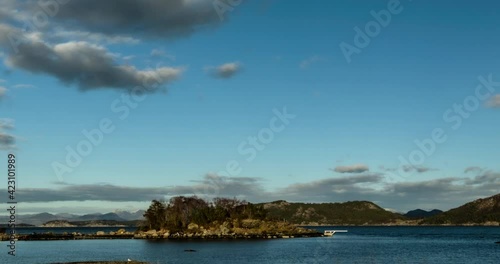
[324, 230, 348, 236]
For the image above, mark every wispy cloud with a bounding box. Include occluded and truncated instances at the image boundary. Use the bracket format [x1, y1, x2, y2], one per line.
[332, 164, 369, 173]
[381, 165, 436, 174]
[12, 84, 36, 89]
[0, 86, 7, 98]
[282, 174, 384, 198]
[150, 49, 176, 61]
[300, 55, 324, 69]
[464, 166, 483, 174]
[464, 171, 500, 185]
[6, 183, 170, 202]
[402, 165, 436, 173]
[51, 30, 140, 45]
[0, 132, 15, 150]
[0, 118, 15, 150]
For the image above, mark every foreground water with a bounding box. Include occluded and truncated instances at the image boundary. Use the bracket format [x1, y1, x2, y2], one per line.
[1, 226, 499, 263]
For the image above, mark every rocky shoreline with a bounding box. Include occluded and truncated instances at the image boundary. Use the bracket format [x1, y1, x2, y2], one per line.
[1, 221, 323, 241]
[1, 230, 322, 241]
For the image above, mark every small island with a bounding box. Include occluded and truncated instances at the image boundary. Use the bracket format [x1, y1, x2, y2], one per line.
[134, 196, 320, 239]
[1, 196, 322, 241]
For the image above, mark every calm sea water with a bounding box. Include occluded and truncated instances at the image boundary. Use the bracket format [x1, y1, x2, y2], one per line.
[1, 226, 499, 264]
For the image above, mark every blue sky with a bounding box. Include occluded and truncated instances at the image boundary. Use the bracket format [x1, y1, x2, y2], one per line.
[1, 0, 500, 214]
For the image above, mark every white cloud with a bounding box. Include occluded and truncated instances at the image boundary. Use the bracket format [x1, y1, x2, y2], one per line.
[0, 23, 183, 91]
[0, 118, 14, 130]
[209, 62, 242, 79]
[51, 30, 140, 45]
[150, 49, 176, 61]
[12, 84, 36, 89]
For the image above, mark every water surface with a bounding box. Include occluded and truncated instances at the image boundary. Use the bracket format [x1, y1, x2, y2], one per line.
[1, 226, 499, 263]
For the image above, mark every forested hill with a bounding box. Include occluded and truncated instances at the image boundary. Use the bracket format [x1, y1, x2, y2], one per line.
[421, 193, 500, 225]
[261, 200, 405, 225]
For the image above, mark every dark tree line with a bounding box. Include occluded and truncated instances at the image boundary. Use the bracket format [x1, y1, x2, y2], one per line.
[143, 196, 267, 231]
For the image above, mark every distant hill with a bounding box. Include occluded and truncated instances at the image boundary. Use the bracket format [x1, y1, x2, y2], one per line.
[42, 219, 144, 227]
[0, 210, 145, 226]
[17, 213, 59, 226]
[261, 200, 405, 225]
[404, 209, 443, 219]
[114, 210, 145, 221]
[421, 193, 500, 225]
[75, 213, 126, 222]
